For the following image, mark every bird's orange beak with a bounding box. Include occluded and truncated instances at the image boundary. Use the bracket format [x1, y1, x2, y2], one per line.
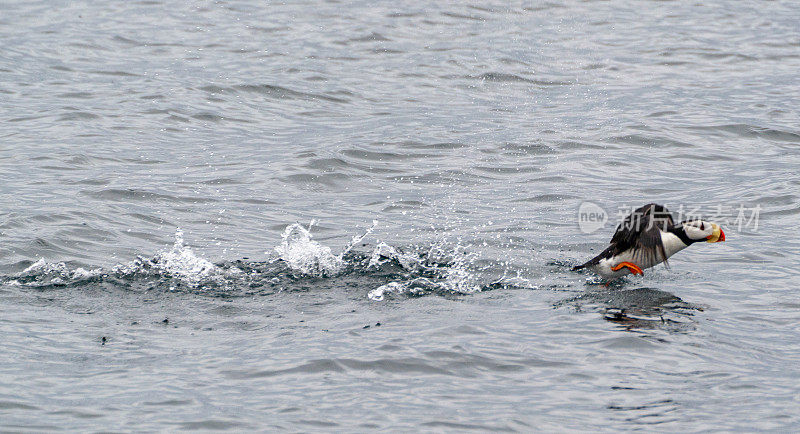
[706, 223, 725, 243]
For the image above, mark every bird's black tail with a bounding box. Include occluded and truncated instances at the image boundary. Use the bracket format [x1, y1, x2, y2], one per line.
[571, 264, 586, 271]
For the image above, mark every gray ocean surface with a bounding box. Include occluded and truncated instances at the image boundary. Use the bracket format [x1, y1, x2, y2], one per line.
[2, 0, 800, 431]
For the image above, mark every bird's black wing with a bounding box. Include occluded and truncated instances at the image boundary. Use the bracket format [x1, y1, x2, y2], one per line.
[573, 203, 674, 271]
[610, 203, 674, 268]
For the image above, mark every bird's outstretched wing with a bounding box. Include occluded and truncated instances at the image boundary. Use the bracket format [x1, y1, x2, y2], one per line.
[610, 203, 674, 268]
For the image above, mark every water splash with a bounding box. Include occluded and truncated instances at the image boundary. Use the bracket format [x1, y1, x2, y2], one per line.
[269, 221, 490, 299]
[113, 229, 241, 288]
[14, 258, 102, 286]
[275, 220, 377, 277]
[367, 240, 482, 301]
[11, 230, 242, 290]
[151, 228, 223, 282]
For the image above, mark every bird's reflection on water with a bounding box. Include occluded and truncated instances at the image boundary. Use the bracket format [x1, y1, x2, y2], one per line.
[556, 286, 705, 331]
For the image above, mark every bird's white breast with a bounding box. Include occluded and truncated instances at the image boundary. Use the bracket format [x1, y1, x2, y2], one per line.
[660, 231, 689, 259]
[589, 230, 689, 279]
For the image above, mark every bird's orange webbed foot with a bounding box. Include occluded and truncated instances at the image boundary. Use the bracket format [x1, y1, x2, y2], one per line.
[611, 261, 644, 276]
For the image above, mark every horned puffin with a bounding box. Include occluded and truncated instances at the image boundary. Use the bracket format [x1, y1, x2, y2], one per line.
[573, 203, 725, 280]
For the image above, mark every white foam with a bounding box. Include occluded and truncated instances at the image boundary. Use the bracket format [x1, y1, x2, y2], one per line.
[368, 281, 405, 301]
[22, 258, 67, 275]
[368, 242, 419, 270]
[17, 258, 102, 286]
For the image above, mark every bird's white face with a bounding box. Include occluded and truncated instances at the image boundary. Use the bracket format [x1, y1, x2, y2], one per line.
[682, 220, 726, 243]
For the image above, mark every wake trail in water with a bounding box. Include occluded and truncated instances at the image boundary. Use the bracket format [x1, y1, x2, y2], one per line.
[3, 222, 534, 299]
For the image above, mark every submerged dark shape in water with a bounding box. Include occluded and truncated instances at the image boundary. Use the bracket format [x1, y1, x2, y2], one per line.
[555, 287, 704, 331]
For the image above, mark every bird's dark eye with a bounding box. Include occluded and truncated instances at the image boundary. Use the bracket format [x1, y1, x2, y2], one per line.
[700, 222, 705, 230]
